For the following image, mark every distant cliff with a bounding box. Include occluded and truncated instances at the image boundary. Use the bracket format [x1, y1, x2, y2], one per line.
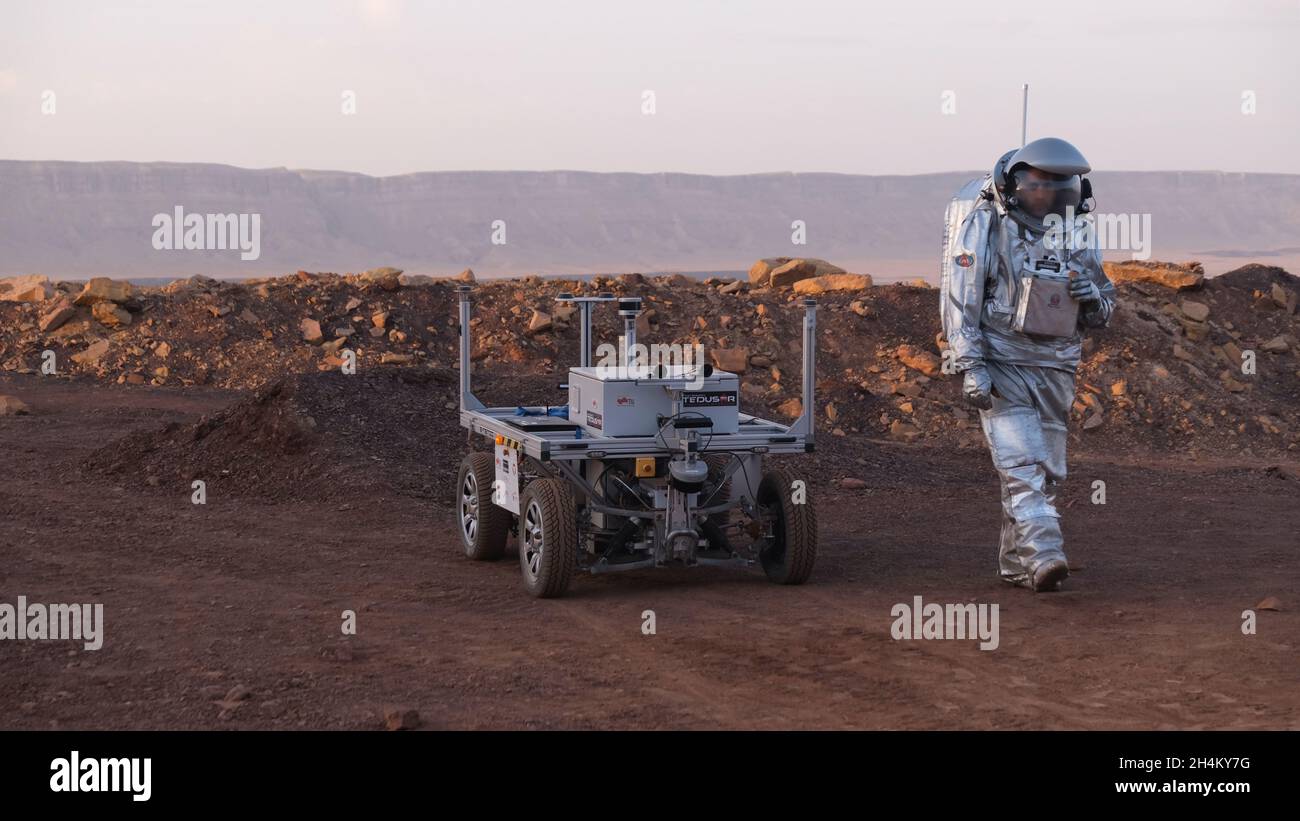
[2, 160, 1298, 279]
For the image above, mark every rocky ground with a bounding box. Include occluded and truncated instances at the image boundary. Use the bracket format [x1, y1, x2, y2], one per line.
[2, 259, 1298, 459]
[0, 260, 1296, 730]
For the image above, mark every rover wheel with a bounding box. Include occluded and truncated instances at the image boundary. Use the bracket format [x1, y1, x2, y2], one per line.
[755, 466, 818, 585]
[518, 478, 578, 598]
[456, 452, 509, 561]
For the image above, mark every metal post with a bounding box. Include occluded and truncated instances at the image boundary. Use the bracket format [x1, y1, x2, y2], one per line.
[801, 298, 816, 441]
[580, 302, 593, 367]
[457, 285, 484, 411]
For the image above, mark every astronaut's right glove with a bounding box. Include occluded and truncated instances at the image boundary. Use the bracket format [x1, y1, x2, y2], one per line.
[962, 364, 994, 411]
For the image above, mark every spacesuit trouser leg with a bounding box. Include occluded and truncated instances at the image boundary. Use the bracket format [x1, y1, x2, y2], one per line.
[978, 361, 1075, 585]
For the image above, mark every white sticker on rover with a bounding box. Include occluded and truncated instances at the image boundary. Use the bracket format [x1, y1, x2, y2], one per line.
[493, 442, 520, 514]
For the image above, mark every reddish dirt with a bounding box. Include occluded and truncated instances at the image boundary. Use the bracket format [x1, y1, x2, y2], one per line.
[2, 373, 1295, 730]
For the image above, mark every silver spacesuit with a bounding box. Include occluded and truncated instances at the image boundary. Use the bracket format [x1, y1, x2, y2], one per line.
[940, 137, 1117, 592]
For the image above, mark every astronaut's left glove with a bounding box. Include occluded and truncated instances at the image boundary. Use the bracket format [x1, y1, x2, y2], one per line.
[1069, 275, 1102, 306]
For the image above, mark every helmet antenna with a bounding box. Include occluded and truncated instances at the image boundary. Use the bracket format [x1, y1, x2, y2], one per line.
[1020, 84, 1029, 148]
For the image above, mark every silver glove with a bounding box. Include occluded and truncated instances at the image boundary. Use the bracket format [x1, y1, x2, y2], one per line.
[1069, 275, 1102, 306]
[962, 365, 993, 410]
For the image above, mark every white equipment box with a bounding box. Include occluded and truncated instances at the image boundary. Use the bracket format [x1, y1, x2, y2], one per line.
[493, 441, 521, 514]
[567, 364, 740, 437]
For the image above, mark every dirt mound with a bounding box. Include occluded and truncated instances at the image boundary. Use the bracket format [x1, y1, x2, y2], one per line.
[4, 261, 1296, 463]
[84, 367, 462, 503]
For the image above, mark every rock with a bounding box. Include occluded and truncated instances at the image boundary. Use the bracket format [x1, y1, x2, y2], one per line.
[38, 301, 77, 332]
[383, 707, 421, 731]
[300, 319, 324, 344]
[380, 353, 415, 365]
[839, 478, 867, 489]
[776, 397, 803, 417]
[361, 267, 403, 291]
[710, 347, 750, 373]
[0, 275, 53, 303]
[1217, 341, 1244, 370]
[1110, 379, 1127, 397]
[748, 258, 789, 286]
[889, 420, 921, 442]
[344, 297, 362, 312]
[1172, 344, 1196, 362]
[155, 341, 171, 359]
[71, 339, 110, 365]
[892, 381, 924, 399]
[334, 326, 355, 339]
[454, 268, 476, 283]
[718, 279, 745, 295]
[207, 303, 233, 318]
[527, 309, 552, 334]
[1271, 283, 1295, 312]
[895, 344, 942, 378]
[1179, 300, 1210, 322]
[0, 395, 31, 416]
[903, 278, 933, 288]
[369, 327, 386, 338]
[792, 273, 873, 294]
[74, 277, 134, 306]
[372, 311, 389, 329]
[1261, 335, 1290, 353]
[1083, 412, 1104, 430]
[849, 300, 874, 318]
[1254, 596, 1282, 612]
[1179, 317, 1209, 342]
[825, 402, 838, 421]
[92, 301, 131, 327]
[1103, 260, 1204, 290]
[768, 260, 818, 288]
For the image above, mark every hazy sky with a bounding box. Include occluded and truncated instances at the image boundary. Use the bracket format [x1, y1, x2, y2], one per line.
[1, 0, 1297, 176]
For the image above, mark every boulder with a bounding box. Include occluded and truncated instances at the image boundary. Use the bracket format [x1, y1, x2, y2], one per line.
[301, 318, 324, 344]
[38, 300, 77, 332]
[768, 260, 818, 289]
[1179, 300, 1210, 322]
[710, 347, 750, 373]
[71, 339, 110, 365]
[92, 301, 132, 327]
[792, 274, 873, 294]
[1103, 260, 1203, 290]
[361, 267, 403, 291]
[0, 275, 53, 303]
[895, 344, 942, 378]
[74, 277, 134, 306]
